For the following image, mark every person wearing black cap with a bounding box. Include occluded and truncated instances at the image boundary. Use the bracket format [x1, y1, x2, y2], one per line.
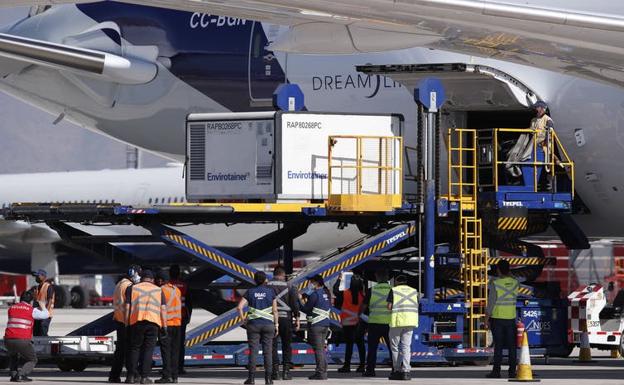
[530, 101, 552, 145]
[238, 271, 279, 385]
[267, 266, 299, 381]
[485, 260, 519, 379]
[30, 269, 55, 337]
[155, 270, 183, 384]
[529, 100, 560, 175]
[125, 269, 167, 384]
[300, 275, 331, 380]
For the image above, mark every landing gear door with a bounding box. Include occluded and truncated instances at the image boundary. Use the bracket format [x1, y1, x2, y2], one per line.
[248, 22, 286, 107]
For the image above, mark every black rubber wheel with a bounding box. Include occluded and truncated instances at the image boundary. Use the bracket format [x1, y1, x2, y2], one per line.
[57, 360, 73, 372]
[53, 285, 70, 308]
[72, 361, 88, 372]
[70, 286, 88, 309]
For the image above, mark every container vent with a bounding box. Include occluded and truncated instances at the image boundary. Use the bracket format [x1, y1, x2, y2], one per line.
[189, 124, 206, 180]
[256, 164, 272, 179]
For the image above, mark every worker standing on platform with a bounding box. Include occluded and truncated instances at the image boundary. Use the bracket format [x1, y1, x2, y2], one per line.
[361, 269, 392, 377]
[31, 269, 54, 337]
[334, 273, 366, 374]
[155, 270, 183, 384]
[267, 266, 299, 381]
[387, 275, 418, 381]
[530, 101, 553, 157]
[169, 265, 191, 375]
[238, 271, 279, 385]
[300, 274, 331, 381]
[125, 270, 166, 384]
[4, 291, 49, 382]
[485, 260, 519, 379]
[108, 265, 141, 383]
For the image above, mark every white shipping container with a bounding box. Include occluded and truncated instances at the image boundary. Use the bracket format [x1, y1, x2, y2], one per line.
[186, 111, 403, 202]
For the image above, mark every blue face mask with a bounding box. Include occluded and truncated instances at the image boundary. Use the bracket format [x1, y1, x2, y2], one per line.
[303, 285, 314, 296]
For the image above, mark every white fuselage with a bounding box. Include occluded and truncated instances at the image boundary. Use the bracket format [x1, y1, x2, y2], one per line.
[0, 4, 622, 236]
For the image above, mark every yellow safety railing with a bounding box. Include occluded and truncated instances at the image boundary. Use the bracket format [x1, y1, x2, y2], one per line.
[445, 128, 477, 210]
[493, 128, 575, 195]
[327, 135, 403, 212]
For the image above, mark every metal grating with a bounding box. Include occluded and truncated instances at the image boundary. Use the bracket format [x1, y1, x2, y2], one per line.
[189, 124, 206, 180]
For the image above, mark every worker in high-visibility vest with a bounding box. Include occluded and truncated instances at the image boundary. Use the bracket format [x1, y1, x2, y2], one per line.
[267, 265, 299, 381]
[300, 274, 331, 381]
[334, 273, 366, 374]
[31, 269, 54, 337]
[124, 269, 167, 384]
[4, 290, 49, 382]
[237, 271, 279, 385]
[386, 275, 418, 381]
[485, 260, 519, 379]
[155, 270, 183, 384]
[169, 265, 192, 375]
[361, 269, 392, 377]
[108, 265, 141, 384]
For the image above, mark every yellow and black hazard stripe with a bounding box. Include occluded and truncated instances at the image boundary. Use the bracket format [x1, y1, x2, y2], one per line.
[497, 217, 528, 231]
[165, 232, 255, 280]
[518, 286, 533, 296]
[489, 256, 552, 266]
[297, 224, 416, 290]
[186, 314, 243, 347]
[297, 240, 386, 290]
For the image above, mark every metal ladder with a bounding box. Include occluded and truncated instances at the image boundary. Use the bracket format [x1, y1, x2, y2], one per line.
[447, 128, 488, 347]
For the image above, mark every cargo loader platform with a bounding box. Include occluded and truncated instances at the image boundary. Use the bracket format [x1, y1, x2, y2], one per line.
[0, 94, 588, 368]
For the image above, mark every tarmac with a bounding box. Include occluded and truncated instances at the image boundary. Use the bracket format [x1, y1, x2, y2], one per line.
[0, 357, 623, 385]
[1, 309, 623, 384]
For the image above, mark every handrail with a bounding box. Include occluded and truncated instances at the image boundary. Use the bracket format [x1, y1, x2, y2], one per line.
[328, 135, 403, 197]
[493, 128, 574, 196]
[445, 128, 477, 205]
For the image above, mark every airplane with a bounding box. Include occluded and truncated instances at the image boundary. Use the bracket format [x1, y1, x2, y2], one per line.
[0, 1, 621, 240]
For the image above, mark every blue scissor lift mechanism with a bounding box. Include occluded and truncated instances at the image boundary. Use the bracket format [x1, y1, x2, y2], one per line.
[1, 71, 588, 367]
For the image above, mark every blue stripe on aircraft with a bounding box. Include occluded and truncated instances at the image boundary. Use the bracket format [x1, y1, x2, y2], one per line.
[77, 1, 287, 111]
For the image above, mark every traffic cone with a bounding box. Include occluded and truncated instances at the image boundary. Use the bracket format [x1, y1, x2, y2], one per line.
[574, 330, 596, 363]
[509, 331, 540, 382]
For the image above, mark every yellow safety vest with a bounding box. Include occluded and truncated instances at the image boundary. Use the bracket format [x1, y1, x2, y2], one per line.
[248, 306, 274, 322]
[368, 282, 392, 325]
[390, 285, 419, 328]
[492, 277, 519, 320]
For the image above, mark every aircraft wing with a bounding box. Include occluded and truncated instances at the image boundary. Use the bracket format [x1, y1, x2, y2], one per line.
[3, 1, 624, 85]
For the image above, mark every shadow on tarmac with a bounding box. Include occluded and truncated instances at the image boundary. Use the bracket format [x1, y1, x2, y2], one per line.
[3, 358, 624, 383]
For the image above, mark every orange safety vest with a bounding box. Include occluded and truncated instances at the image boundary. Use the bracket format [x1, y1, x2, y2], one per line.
[113, 278, 133, 323]
[34, 281, 55, 317]
[128, 282, 163, 327]
[170, 279, 190, 322]
[161, 283, 182, 327]
[340, 289, 363, 326]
